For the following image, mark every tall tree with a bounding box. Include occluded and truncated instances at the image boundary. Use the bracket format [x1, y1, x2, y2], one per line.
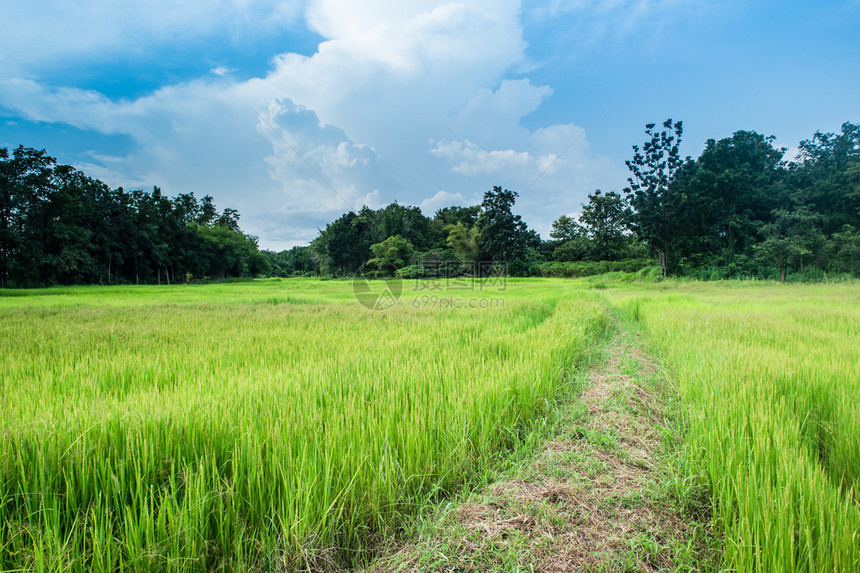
[477, 186, 527, 271]
[14, 147, 58, 287]
[691, 131, 787, 266]
[754, 206, 824, 281]
[624, 119, 684, 277]
[793, 121, 860, 235]
[368, 234, 415, 273]
[0, 148, 14, 288]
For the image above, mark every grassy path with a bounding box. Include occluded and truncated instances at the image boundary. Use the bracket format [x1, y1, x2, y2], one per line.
[365, 319, 713, 572]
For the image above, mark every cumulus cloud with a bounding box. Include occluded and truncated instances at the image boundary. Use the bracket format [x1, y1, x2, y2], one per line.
[431, 141, 533, 176]
[0, 0, 624, 248]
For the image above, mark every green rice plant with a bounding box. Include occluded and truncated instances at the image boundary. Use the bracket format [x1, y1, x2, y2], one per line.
[0, 278, 609, 571]
[607, 283, 860, 572]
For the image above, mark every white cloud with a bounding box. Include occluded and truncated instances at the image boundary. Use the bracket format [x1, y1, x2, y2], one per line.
[418, 190, 469, 215]
[0, 0, 626, 247]
[431, 140, 534, 176]
[210, 66, 236, 77]
[0, 1, 305, 74]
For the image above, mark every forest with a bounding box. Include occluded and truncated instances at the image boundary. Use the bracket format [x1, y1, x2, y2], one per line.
[2, 121, 857, 287]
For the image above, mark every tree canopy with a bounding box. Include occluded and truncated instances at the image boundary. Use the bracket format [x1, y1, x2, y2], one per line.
[5, 119, 858, 286]
[0, 146, 265, 287]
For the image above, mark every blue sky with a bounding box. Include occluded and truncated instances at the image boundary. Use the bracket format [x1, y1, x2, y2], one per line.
[1, 1, 857, 249]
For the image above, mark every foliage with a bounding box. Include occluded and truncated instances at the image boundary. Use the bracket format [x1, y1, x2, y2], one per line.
[623, 119, 685, 277]
[367, 234, 416, 272]
[549, 214, 582, 243]
[753, 206, 824, 281]
[0, 146, 262, 287]
[261, 246, 320, 276]
[530, 258, 654, 278]
[577, 190, 634, 261]
[446, 221, 481, 264]
[476, 186, 541, 275]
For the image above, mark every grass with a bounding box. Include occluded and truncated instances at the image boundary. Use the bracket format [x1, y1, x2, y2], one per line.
[0, 278, 610, 571]
[604, 282, 860, 572]
[2, 277, 858, 571]
[365, 315, 715, 572]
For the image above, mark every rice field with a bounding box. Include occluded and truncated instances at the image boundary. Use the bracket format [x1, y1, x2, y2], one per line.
[0, 278, 610, 571]
[2, 278, 859, 572]
[606, 282, 860, 572]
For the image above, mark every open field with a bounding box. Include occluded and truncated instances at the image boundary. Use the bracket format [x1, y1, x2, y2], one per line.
[1, 278, 859, 571]
[605, 282, 860, 572]
[0, 279, 610, 571]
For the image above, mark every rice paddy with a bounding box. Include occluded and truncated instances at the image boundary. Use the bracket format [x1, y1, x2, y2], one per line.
[0, 279, 610, 571]
[606, 282, 860, 572]
[1, 278, 858, 571]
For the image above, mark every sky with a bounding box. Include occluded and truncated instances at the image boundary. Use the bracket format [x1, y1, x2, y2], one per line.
[1, 1, 858, 250]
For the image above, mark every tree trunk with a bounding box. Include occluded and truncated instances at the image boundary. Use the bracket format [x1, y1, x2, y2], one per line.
[656, 247, 668, 278]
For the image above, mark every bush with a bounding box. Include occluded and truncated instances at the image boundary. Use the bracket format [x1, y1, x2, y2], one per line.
[530, 258, 654, 278]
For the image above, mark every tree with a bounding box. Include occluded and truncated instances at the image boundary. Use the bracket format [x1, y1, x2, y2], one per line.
[13, 147, 59, 287]
[378, 203, 433, 250]
[624, 119, 684, 277]
[476, 186, 531, 273]
[446, 222, 481, 264]
[0, 148, 14, 288]
[754, 207, 824, 281]
[691, 131, 787, 267]
[367, 235, 415, 273]
[549, 215, 582, 243]
[827, 224, 860, 275]
[578, 190, 632, 261]
[434, 205, 481, 228]
[793, 121, 860, 235]
[313, 210, 375, 275]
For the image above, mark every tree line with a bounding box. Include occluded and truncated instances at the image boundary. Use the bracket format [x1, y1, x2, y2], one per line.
[3, 119, 857, 287]
[277, 120, 858, 281]
[0, 146, 268, 288]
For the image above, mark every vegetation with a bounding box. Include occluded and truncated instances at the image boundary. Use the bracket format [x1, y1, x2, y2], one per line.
[606, 282, 860, 572]
[0, 279, 610, 571]
[0, 147, 266, 287]
[3, 120, 857, 287]
[2, 277, 858, 571]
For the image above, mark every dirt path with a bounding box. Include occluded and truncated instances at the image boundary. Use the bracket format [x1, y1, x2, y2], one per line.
[365, 322, 710, 572]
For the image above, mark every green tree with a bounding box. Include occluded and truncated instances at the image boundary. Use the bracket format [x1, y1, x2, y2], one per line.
[753, 206, 824, 281]
[827, 224, 860, 275]
[692, 131, 788, 267]
[368, 235, 415, 273]
[793, 122, 860, 235]
[434, 205, 481, 228]
[476, 186, 533, 273]
[446, 222, 481, 263]
[313, 210, 375, 275]
[378, 203, 433, 250]
[578, 190, 632, 261]
[624, 119, 685, 277]
[549, 215, 582, 243]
